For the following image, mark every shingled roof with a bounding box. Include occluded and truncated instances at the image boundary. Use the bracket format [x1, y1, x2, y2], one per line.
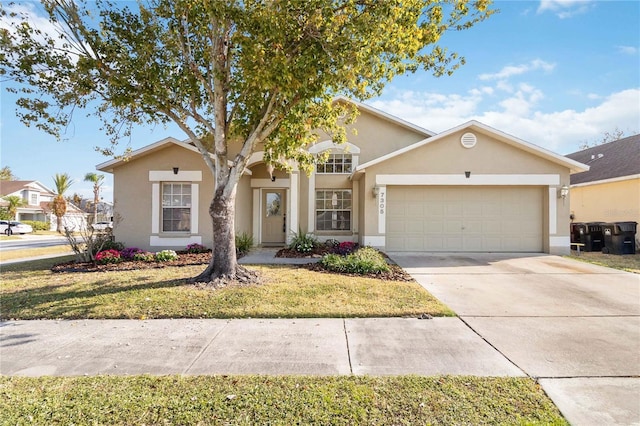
[566, 134, 640, 185]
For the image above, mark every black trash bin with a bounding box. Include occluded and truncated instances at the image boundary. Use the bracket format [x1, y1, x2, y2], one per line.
[602, 222, 637, 255]
[576, 222, 604, 252]
[570, 222, 583, 245]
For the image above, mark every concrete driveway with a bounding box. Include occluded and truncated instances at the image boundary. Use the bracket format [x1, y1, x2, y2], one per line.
[389, 252, 640, 426]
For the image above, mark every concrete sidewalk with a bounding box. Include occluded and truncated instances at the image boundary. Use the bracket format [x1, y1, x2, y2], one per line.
[0, 318, 523, 377]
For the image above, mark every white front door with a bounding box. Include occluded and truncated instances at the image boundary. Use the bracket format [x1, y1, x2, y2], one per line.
[262, 189, 286, 245]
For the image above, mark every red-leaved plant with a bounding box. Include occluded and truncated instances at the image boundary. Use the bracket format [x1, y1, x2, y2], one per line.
[95, 249, 122, 264]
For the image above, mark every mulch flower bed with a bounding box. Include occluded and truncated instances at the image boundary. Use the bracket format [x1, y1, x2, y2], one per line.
[301, 262, 414, 282]
[275, 246, 333, 258]
[51, 252, 212, 273]
[51, 249, 413, 281]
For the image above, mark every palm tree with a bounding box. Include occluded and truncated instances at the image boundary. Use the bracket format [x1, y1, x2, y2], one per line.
[0, 166, 18, 181]
[2, 195, 26, 219]
[52, 173, 74, 233]
[84, 172, 104, 225]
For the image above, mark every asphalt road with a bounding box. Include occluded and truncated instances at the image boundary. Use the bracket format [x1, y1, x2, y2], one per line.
[0, 235, 68, 252]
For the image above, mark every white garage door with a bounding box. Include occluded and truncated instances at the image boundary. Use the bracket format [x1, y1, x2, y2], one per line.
[386, 186, 543, 252]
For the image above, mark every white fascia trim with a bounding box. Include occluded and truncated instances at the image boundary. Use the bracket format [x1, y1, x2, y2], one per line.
[289, 172, 299, 235]
[308, 140, 361, 154]
[333, 96, 436, 137]
[362, 236, 386, 248]
[151, 183, 160, 234]
[24, 181, 55, 194]
[548, 188, 557, 235]
[375, 174, 560, 186]
[354, 120, 589, 174]
[149, 170, 202, 182]
[377, 186, 387, 234]
[191, 184, 199, 233]
[570, 174, 640, 188]
[252, 189, 261, 245]
[250, 178, 291, 188]
[150, 235, 202, 247]
[308, 172, 316, 232]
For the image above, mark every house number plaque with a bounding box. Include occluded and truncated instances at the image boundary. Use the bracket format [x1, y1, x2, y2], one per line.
[377, 186, 386, 234]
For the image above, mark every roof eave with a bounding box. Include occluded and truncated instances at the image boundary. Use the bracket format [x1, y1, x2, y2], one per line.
[333, 95, 436, 137]
[355, 120, 590, 174]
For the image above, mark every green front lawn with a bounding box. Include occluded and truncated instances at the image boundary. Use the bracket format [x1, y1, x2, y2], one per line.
[0, 246, 73, 262]
[0, 376, 567, 425]
[568, 251, 640, 273]
[0, 260, 452, 319]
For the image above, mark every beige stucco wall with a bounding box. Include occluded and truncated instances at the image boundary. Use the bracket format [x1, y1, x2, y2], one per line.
[112, 145, 214, 251]
[359, 129, 572, 254]
[315, 108, 429, 163]
[570, 177, 640, 244]
[302, 107, 429, 242]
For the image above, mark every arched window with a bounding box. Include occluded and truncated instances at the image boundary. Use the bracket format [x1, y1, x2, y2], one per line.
[309, 140, 360, 174]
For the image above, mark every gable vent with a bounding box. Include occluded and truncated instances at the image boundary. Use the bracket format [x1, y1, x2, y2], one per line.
[461, 132, 477, 149]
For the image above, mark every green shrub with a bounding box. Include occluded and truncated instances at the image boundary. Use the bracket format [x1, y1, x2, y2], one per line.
[235, 232, 254, 255]
[101, 239, 125, 252]
[22, 220, 49, 231]
[155, 250, 178, 262]
[320, 246, 390, 275]
[0, 208, 11, 220]
[289, 228, 317, 253]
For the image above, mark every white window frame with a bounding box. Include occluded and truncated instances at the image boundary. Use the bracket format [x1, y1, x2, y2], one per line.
[161, 182, 192, 233]
[149, 170, 201, 239]
[315, 189, 352, 232]
[316, 152, 353, 174]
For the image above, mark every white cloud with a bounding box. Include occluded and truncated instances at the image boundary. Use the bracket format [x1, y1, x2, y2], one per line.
[537, 0, 594, 19]
[0, 2, 90, 61]
[1, 3, 60, 45]
[616, 45, 638, 55]
[479, 59, 555, 81]
[369, 88, 640, 154]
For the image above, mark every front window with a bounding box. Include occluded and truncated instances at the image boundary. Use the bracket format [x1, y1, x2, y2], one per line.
[316, 153, 352, 174]
[316, 189, 351, 231]
[162, 183, 191, 232]
[29, 193, 38, 205]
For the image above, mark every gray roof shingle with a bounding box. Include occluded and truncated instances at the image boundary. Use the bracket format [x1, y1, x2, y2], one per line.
[566, 134, 640, 185]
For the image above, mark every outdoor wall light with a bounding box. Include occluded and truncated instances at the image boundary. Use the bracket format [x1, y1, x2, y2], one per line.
[173, 167, 179, 175]
[266, 163, 276, 181]
[559, 185, 569, 199]
[465, 171, 471, 178]
[372, 186, 380, 197]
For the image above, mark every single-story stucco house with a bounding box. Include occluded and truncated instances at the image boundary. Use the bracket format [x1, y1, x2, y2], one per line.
[566, 134, 640, 245]
[97, 98, 589, 255]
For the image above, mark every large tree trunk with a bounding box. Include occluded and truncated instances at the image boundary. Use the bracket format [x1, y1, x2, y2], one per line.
[189, 189, 257, 284]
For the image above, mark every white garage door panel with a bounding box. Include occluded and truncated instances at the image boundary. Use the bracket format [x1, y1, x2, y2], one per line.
[387, 186, 543, 252]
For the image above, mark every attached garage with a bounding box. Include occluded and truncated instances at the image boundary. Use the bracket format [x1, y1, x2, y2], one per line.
[386, 186, 543, 252]
[353, 120, 590, 255]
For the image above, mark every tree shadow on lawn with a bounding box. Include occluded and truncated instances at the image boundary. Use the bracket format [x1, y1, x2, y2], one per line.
[1, 277, 186, 320]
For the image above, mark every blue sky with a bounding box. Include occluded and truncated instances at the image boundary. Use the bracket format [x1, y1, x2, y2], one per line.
[1, 0, 639, 202]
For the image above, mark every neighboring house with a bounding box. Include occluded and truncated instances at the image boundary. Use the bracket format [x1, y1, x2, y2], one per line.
[0, 180, 88, 231]
[76, 199, 114, 224]
[566, 134, 640, 244]
[97, 98, 588, 255]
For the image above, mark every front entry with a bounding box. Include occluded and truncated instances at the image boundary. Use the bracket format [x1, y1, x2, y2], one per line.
[261, 189, 286, 245]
